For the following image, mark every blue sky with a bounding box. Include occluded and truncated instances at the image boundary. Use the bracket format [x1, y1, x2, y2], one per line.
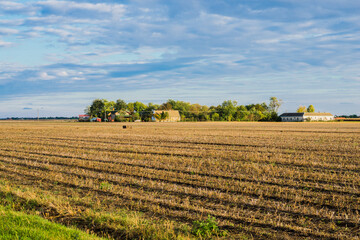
[0, 0, 359, 117]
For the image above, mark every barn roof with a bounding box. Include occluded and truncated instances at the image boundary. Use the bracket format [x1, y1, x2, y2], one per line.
[280, 113, 304, 117]
[304, 112, 333, 116]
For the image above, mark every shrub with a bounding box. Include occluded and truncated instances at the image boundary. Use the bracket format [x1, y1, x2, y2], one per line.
[191, 215, 227, 239]
[99, 181, 112, 191]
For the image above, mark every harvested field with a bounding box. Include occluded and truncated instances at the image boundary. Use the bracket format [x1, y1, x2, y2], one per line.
[0, 121, 359, 239]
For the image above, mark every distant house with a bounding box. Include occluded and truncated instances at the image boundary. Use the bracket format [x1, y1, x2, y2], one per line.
[79, 115, 90, 122]
[280, 112, 334, 122]
[152, 110, 181, 122]
[106, 110, 132, 122]
[108, 111, 119, 122]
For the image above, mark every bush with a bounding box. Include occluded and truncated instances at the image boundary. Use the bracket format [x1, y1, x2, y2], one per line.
[191, 215, 227, 239]
[99, 181, 112, 191]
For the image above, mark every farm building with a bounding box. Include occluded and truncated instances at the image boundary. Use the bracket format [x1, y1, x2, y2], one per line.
[107, 110, 132, 122]
[78, 115, 90, 122]
[107, 111, 119, 122]
[152, 110, 181, 122]
[335, 117, 360, 121]
[280, 112, 334, 122]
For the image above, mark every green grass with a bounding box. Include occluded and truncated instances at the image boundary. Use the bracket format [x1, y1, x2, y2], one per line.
[0, 205, 103, 240]
[0, 187, 194, 240]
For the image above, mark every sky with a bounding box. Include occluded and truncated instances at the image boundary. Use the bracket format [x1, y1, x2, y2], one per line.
[0, 0, 359, 117]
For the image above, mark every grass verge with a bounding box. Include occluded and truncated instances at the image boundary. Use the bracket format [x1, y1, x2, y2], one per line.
[0, 205, 103, 240]
[0, 180, 196, 240]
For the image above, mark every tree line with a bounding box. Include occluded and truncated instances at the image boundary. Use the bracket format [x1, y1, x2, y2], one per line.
[85, 97, 283, 122]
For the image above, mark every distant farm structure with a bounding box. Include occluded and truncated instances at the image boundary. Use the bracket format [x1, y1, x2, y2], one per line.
[152, 110, 181, 122]
[78, 115, 90, 122]
[335, 117, 360, 121]
[280, 112, 334, 122]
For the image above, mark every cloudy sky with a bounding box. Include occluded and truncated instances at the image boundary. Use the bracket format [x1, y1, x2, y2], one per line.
[0, 0, 359, 117]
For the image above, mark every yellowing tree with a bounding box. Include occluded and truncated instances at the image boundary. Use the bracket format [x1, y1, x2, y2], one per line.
[297, 106, 307, 113]
[269, 97, 282, 113]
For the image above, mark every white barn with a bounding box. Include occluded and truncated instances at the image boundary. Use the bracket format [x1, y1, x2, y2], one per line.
[280, 112, 334, 122]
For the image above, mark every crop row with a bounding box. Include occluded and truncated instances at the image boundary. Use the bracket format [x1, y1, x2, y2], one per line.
[0, 158, 356, 239]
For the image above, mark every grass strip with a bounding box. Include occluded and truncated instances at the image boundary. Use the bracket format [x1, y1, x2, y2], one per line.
[0, 205, 103, 240]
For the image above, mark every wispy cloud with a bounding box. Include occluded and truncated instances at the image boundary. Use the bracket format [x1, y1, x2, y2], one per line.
[0, 39, 13, 47]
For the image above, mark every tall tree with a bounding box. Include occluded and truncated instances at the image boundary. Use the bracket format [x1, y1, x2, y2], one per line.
[269, 97, 282, 113]
[307, 105, 315, 112]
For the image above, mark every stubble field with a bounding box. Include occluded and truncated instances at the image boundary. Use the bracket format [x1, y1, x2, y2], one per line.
[0, 121, 359, 239]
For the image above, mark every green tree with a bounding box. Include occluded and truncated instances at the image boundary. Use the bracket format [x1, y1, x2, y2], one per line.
[88, 99, 105, 118]
[190, 104, 202, 115]
[248, 107, 265, 121]
[127, 103, 135, 114]
[105, 101, 115, 111]
[159, 102, 173, 110]
[307, 105, 315, 112]
[131, 112, 140, 121]
[133, 101, 147, 112]
[211, 113, 220, 121]
[246, 103, 267, 112]
[234, 105, 249, 121]
[115, 99, 127, 111]
[172, 100, 191, 120]
[221, 100, 237, 121]
[297, 106, 307, 113]
[166, 99, 176, 109]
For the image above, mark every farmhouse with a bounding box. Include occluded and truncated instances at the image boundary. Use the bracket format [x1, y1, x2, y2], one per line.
[280, 112, 334, 122]
[152, 110, 181, 122]
[106, 110, 132, 122]
[107, 111, 119, 122]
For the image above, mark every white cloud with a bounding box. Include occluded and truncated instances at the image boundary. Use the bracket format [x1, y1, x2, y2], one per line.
[0, 28, 19, 35]
[56, 71, 68, 77]
[0, 1, 25, 11]
[0, 40, 13, 47]
[36, 1, 126, 19]
[38, 72, 55, 80]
